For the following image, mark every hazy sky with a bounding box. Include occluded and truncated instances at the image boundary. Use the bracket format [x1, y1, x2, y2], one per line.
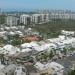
[0, 0, 75, 11]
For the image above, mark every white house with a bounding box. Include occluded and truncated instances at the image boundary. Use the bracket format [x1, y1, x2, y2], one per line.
[61, 30, 75, 36]
[2, 45, 20, 55]
[14, 65, 26, 75]
[0, 62, 5, 71]
[1, 64, 16, 75]
[46, 62, 64, 75]
[34, 62, 64, 75]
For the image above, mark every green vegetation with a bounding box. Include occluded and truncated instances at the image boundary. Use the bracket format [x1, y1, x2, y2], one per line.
[63, 46, 75, 55]
[67, 70, 75, 75]
[1, 34, 25, 46]
[33, 19, 75, 38]
[7, 34, 23, 46]
[36, 50, 55, 61]
[36, 52, 48, 61]
[0, 14, 6, 24]
[11, 39, 22, 46]
[16, 56, 34, 62]
[49, 50, 54, 59]
[11, 34, 23, 46]
[0, 37, 6, 44]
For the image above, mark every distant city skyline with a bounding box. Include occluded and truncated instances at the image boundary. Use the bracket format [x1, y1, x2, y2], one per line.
[0, 0, 75, 11]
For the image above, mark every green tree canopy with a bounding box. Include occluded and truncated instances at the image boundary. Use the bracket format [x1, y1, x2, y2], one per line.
[0, 15, 6, 24]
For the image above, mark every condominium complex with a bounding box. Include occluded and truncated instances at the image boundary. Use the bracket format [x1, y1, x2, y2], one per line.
[20, 14, 31, 25]
[31, 13, 50, 23]
[6, 15, 18, 26]
[5, 10, 75, 26]
[31, 14, 41, 23]
[20, 13, 49, 25]
[49, 10, 75, 19]
[37, 10, 75, 20]
[41, 14, 49, 22]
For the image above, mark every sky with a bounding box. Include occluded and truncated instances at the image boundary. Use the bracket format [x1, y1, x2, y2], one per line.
[0, 0, 75, 11]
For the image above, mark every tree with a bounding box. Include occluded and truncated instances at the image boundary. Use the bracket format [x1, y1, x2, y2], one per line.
[67, 70, 75, 75]
[11, 39, 22, 46]
[49, 50, 54, 59]
[14, 34, 19, 39]
[0, 37, 6, 44]
[69, 47, 75, 52]
[63, 47, 68, 55]
[7, 34, 23, 46]
[0, 15, 6, 24]
[37, 52, 49, 61]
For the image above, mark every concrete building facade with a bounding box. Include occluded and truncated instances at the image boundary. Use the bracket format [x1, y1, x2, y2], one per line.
[49, 10, 75, 20]
[31, 14, 50, 24]
[20, 14, 31, 25]
[6, 15, 18, 26]
[31, 14, 41, 23]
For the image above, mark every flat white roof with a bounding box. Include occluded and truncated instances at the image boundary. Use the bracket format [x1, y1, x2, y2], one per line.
[21, 14, 30, 17]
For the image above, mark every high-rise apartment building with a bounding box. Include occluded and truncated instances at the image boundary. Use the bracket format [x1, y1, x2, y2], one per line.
[6, 15, 18, 26]
[20, 14, 31, 25]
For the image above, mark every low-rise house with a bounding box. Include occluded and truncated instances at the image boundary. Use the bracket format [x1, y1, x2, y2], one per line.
[47, 35, 75, 50]
[15, 31, 23, 36]
[4, 27, 11, 31]
[21, 48, 32, 53]
[61, 30, 75, 36]
[14, 65, 27, 75]
[0, 28, 4, 31]
[0, 31, 7, 37]
[0, 72, 5, 75]
[4, 26, 18, 31]
[2, 44, 20, 55]
[8, 31, 15, 36]
[0, 62, 5, 71]
[46, 62, 64, 75]
[1, 64, 16, 75]
[10, 26, 18, 31]
[21, 43, 32, 49]
[56, 58, 73, 75]
[34, 62, 64, 75]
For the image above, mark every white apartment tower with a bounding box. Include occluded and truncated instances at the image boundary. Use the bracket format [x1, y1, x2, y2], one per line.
[31, 14, 50, 23]
[31, 14, 41, 23]
[20, 14, 31, 25]
[6, 15, 18, 26]
[41, 14, 49, 22]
